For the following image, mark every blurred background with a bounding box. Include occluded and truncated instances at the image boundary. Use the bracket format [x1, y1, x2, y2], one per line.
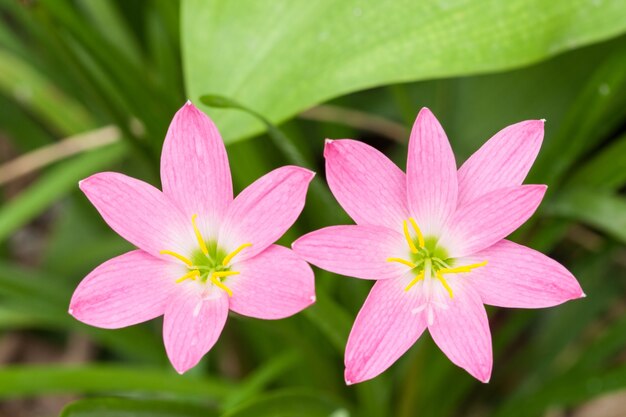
[1, 1, 626, 416]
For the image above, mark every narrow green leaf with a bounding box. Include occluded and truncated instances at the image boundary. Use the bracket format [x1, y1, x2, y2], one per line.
[0, 143, 127, 243]
[60, 397, 218, 417]
[222, 351, 300, 410]
[546, 188, 626, 243]
[0, 365, 235, 400]
[221, 390, 349, 417]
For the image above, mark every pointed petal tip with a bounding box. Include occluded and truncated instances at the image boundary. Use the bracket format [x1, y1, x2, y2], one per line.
[540, 118, 546, 123]
[309, 294, 317, 303]
[323, 138, 336, 158]
[185, 99, 193, 106]
[345, 379, 354, 386]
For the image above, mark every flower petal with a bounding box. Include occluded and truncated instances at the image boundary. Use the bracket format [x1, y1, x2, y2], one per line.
[161, 102, 233, 237]
[467, 240, 584, 308]
[440, 185, 547, 258]
[163, 287, 229, 374]
[69, 250, 177, 329]
[80, 172, 195, 257]
[228, 245, 315, 319]
[344, 275, 428, 384]
[458, 120, 544, 207]
[219, 166, 314, 261]
[292, 225, 407, 280]
[324, 139, 409, 230]
[428, 280, 492, 383]
[406, 108, 458, 236]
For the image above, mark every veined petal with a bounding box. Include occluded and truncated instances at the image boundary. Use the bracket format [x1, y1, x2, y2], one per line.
[345, 275, 428, 384]
[406, 108, 458, 236]
[467, 240, 584, 308]
[69, 250, 177, 329]
[161, 102, 233, 237]
[219, 166, 314, 262]
[292, 225, 407, 280]
[228, 245, 315, 319]
[428, 280, 492, 383]
[163, 287, 229, 374]
[324, 139, 409, 230]
[440, 185, 547, 258]
[458, 120, 544, 207]
[80, 172, 196, 257]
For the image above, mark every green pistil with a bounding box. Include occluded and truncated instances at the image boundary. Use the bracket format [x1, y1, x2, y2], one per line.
[190, 240, 230, 282]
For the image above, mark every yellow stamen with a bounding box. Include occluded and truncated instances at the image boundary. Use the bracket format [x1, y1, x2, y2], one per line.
[403, 221, 418, 254]
[387, 257, 417, 268]
[409, 217, 425, 248]
[210, 273, 233, 297]
[212, 270, 240, 278]
[404, 271, 425, 292]
[160, 250, 193, 267]
[436, 271, 454, 298]
[439, 261, 488, 275]
[175, 269, 200, 283]
[222, 243, 252, 266]
[191, 214, 209, 256]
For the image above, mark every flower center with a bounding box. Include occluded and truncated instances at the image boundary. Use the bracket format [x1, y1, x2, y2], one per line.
[387, 217, 487, 298]
[159, 214, 252, 297]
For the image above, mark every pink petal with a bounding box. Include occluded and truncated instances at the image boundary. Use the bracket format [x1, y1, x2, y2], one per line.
[292, 225, 407, 280]
[218, 166, 314, 261]
[161, 102, 233, 237]
[428, 281, 492, 383]
[468, 240, 584, 308]
[163, 287, 229, 374]
[69, 250, 177, 329]
[458, 120, 544, 207]
[228, 245, 315, 319]
[344, 275, 428, 384]
[406, 108, 458, 236]
[80, 172, 196, 257]
[324, 139, 409, 230]
[440, 185, 547, 258]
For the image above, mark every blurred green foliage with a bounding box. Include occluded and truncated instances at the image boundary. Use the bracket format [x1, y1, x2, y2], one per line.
[0, 1, 625, 416]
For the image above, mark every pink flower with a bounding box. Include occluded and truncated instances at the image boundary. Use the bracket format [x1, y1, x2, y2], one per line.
[293, 108, 583, 384]
[70, 102, 316, 374]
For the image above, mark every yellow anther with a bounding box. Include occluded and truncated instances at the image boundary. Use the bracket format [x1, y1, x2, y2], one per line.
[403, 221, 418, 254]
[175, 269, 200, 283]
[436, 271, 454, 298]
[222, 243, 252, 266]
[160, 250, 193, 267]
[191, 214, 209, 256]
[387, 258, 417, 268]
[439, 260, 488, 275]
[212, 270, 240, 278]
[404, 271, 425, 292]
[409, 218, 425, 248]
[210, 273, 233, 297]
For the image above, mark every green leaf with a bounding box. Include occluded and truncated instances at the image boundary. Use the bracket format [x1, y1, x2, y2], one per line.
[0, 143, 127, 243]
[222, 351, 300, 410]
[546, 187, 626, 243]
[220, 390, 349, 417]
[60, 397, 218, 417]
[0, 365, 235, 401]
[183, 0, 626, 143]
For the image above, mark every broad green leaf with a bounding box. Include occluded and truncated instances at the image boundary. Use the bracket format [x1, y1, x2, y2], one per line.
[183, 0, 626, 143]
[0, 365, 235, 401]
[221, 390, 349, 417]
[0, 143, 127, 243]
[547, 188, 626, 243]
[60, 397, 217, 417]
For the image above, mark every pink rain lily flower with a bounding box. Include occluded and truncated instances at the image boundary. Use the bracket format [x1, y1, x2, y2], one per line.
[293, 108, 584, 384]
[70, 102, 316, 374]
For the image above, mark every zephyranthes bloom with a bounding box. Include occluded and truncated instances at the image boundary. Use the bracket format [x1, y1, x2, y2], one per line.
[293, 108, 584, 384]
[70, 102, 316, 373]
